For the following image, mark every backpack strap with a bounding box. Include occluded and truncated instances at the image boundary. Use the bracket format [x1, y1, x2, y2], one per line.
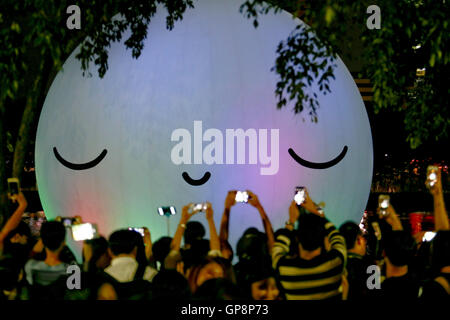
[435, 276, 450, 295]
[134, 263, 147, 281]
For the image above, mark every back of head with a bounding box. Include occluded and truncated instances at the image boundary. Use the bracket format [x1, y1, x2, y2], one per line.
[108, 229, 140, 256]
[184, 221, 205, 246]
[85, 236, 109, 268]
[151, 269, 191, 300]
[6, 220, 32, 240]
[432, 230, 450, 269]
[40, 221, 66, 251]
[182, 238, 210, 270]
[3, 221, 33, 265]
[296, 213, 326, 251]
[339, 221, 362, 250]
[237, 228, 268, 262]
[384, 231, 416, 267]
[152, 236, 173, 268]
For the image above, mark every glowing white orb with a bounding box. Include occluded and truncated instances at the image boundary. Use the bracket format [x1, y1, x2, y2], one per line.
[36, 0, 373, 255]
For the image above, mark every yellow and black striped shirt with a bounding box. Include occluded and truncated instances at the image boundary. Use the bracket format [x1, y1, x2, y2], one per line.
[272, 221, 347, 300]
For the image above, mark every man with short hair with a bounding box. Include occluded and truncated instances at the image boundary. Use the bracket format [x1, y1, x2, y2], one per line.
[105, 229, 157, 283]
[272, 190, 347, 300]
[25, 221, 74, 287]
[339, 221, 373, 300]
[378, 204, 420, 299]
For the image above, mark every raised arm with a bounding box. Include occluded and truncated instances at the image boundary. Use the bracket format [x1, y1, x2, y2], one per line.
[143, 227, 153, 262]
[247, 191, 275, 253]
[301, 190, 346, 260]
[219, 191, 236, 248]
[428, 167, 449, 230]
[272, 201, 299, 268]
[170, 203, 195, 251]
[379, 203, 403, 231]
[0, 192, 28, 246]
[205, 202, 220, 253]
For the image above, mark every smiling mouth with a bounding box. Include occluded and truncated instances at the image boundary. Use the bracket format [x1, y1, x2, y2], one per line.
[182, 171, 211, 186]
[288, 146, 348, 169]
[53, 147, 108, 170]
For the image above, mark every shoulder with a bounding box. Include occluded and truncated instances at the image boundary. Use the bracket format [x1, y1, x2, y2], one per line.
[144, 266, 158, 282]
[25, 259, 43, 270]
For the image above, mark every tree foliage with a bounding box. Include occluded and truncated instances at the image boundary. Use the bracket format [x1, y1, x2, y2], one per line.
[0, 0, 194, 221]
[240, 0, 449, 148]
[1, 0, 194, 102]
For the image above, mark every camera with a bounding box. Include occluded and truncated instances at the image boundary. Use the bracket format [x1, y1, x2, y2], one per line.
[71, 223, 97, 241]
[128, 227, 145, 237]
[7, 178, 20, 196]
[235, 191, 249, 203]
[378, 194, 390, 216]
[158, 206, 177, 217]
[426, 165, 439, 189]
[294, 186, 306, 205]
[190, 203, 208, 212]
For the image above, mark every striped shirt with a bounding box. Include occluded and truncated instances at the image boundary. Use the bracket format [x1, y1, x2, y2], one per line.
[272, 220, 347, 300]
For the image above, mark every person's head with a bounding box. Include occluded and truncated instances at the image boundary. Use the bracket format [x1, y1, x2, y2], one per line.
[152, 236, 173, 270]
[383, 231, 416, 267]
[5, 221, 31, 246]
[250, 277, 280, 300]
[432, 230, 450, 271]
[235, 259, 280, 300]
[3, 221, 32, 265]
[182, 238, 210, 271]
[194, 278, 241, 300]
[295, 213, 326, 253]
[40, 221, 66, 253]
[187, 257, 228, 293]
[108, 229, 140, 258]
[83, 236, 110, 271]
[339, 221, 367, 256]
[236, 228, 268, 262]
[151, 269, 192, 300]
[184, 221, 205, 247]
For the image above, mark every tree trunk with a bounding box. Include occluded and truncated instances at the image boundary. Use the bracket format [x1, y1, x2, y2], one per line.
[0, 99, 7, 227]
[12, 56, 53, 181]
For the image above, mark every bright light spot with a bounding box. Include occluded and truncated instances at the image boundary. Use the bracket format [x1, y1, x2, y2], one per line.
[416, 68, 426, 77]
[422, 232, 436, 242]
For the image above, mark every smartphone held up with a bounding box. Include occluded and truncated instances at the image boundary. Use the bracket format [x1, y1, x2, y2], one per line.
[7, 178, 20, 196]
[71, 223, 98, 241]
[294, 186, 306, 205]
[190, 203, 208, 212]
[378, 194, 390, 216]
[426, 165, 439, 189]
[235, 191, 249, 203]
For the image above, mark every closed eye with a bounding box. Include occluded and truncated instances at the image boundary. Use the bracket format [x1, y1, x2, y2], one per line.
[53, 147, 107, 170]
[288, 146, 348, 169]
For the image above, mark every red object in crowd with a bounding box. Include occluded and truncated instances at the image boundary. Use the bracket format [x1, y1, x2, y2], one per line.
[409, 212, 435, 234]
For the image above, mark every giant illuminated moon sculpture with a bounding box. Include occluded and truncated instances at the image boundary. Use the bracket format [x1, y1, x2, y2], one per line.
[35, 0, 373, 255]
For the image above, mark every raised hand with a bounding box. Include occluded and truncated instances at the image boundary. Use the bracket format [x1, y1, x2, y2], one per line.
[224, 191, 237, 210]
[247, 190, 262, 208]
[205, 202, 214, 221]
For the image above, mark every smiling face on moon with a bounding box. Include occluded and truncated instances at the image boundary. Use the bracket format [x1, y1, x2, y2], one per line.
[35, 0, 373, 248]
